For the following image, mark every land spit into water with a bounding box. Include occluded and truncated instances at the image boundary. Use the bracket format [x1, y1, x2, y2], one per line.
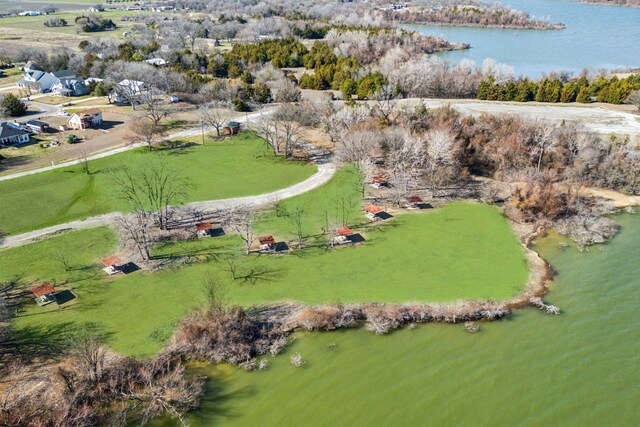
[166, 214, 556, 370]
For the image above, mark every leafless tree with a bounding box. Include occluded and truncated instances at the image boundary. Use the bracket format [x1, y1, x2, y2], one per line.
[386, 131, 426, 204]
[78, 149, 91, 175]
[228, 206, 256, 255]
[533, 124, 556, 171]
[372, 84, 401, 126]
[138, 88, 173, 129]
[114, 164, 189, 230]
[115, 211, 152, 260]
[127, 117, 168, 151]
[424, 128, 458, 193]
[257, 112, 280, 156]
[336, 129, 380, 196]
[287, 206, 305, 248]
[626, 90, 640, 112]
[198, 102, 230, 137]
[273, 103, 303, 158]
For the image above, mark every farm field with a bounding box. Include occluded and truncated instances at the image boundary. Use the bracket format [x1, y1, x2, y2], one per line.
[0, 10, 142, 34]
[4, 186, 529, 357]
[0, 133, 317, 235]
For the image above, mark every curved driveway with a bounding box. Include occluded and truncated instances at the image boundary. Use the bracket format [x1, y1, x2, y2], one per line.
[0, 161, 336, 250]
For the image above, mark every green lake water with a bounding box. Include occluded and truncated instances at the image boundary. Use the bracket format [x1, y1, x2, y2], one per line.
[158, 212, 639, 426]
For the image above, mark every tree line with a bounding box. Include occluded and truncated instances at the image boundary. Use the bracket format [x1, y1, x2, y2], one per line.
[477, 74, 640, 104]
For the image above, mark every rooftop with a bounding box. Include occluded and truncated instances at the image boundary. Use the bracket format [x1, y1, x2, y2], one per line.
[102, 255, 122, 267]
[31, 283, 55, 297]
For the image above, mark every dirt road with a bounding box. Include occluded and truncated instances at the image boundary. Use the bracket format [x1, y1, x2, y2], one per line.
[398, 99, 640, 136]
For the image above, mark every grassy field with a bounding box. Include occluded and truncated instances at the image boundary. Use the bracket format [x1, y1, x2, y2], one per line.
[0, 10, 142, 35]
[4, 176, 529, 357]
[0, 133, 317, 235]
[0, 66, 23, 86]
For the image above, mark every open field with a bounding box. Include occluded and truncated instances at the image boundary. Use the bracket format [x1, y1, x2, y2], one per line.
[0, 10, 141, 34]
[0, 133, 317, 235]
[3, 197, 529, 357]
[0, 66, 23, 86]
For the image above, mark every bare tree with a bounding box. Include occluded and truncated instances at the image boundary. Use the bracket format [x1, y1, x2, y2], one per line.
[127, 117, 168, 151]
[138, 88, 173, 129]
[273, 103, 303, 158]
[287, 206, 305, 248]
[372, 84, 401, 126]
[336, 129, 380, 196]
[424, 128, 458, 193]
[115, 211, 152, 260]
[198, 102, 230, 137]
[229, 206, 256, 255]
[114, 164, 189, 230]
[78, 149, 91, 175]
[533, 124, 556, 171]
[386, 131, 426, 204]
[257, 112, 280, 156]
[626, 90, 640, 112]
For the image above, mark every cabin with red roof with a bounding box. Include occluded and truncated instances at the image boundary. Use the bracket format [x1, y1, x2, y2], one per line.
[31, 283, 57, 306]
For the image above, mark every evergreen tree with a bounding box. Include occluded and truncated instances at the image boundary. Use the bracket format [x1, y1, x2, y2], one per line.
[0, 94, 27, 117]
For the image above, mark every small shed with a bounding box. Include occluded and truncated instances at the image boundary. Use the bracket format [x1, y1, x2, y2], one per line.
[102, 255, 123, 275]
[259, 235, 276, 252]
[31, 283, 56, 306]
[365, 205, 383, 214]
[196, 222, 213, 238]
[224, 121, 242, 135]
[407, 196, 432, 210]
[371, 176, 389, 188]
[336, 227, 353, 236]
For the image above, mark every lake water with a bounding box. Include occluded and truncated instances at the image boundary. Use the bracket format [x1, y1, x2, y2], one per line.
[406, 0, 640, 77]
[156, 212, 640, 426]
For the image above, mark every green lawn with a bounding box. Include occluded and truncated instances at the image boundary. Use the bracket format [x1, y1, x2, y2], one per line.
[4, 180, 529, 357]
[0, 67, 23, 86]
[0, 133, 317, 235]
[0, 10, 143, 35]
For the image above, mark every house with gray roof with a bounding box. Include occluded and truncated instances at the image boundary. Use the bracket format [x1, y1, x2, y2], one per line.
[0, 122, 30, 146]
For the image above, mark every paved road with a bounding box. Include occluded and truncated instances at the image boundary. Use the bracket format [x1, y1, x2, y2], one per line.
[0, 161, 336, 250]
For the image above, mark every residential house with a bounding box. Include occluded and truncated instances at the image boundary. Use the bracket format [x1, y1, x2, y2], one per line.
[67, 109, 103, 130]
[0, 122, 31, 146]
[51, 78, 89, 97]
[17, 69, 76, 93]
[144, 58, 167, 67]
[109, 79, 149, 104]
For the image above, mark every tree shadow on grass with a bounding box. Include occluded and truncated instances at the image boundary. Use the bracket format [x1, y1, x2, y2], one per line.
[6, 321, 113, 365]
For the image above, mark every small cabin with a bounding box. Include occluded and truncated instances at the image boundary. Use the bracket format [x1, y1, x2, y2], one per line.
[224, 121, 242, 135]
[31, 283, 56, 306]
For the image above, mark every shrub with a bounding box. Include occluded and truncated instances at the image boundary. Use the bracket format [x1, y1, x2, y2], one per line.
[67, 134, 80, 144]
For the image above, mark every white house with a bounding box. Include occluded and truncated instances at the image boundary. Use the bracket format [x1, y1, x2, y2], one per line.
[109, 79, 149, 104]
[17, 69, 76, 93]
[0, 122, 30, 146]
[144, 58, 167, 67]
